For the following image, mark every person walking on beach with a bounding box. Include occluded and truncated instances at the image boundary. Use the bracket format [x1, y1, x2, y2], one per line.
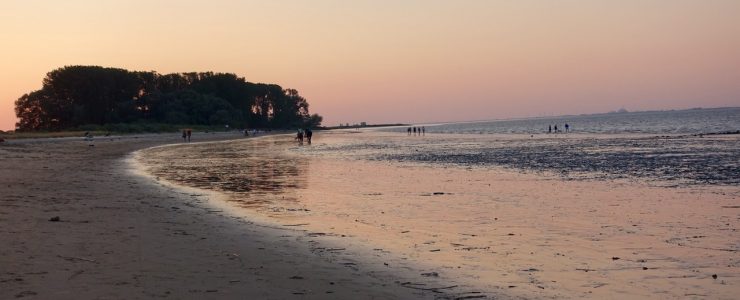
[554, 125, 558, 133]
[422, 126, 425, 136]
[413, 127, 417, 136]
[296, 129, 304, 144]
[548, 125, 552, 133]
[305, 128, 313, 144]
[407, 127, 412, 136]
[182, 130, 187, 142]
[565, 123, 570, 133]
[186, 129, 192, 142]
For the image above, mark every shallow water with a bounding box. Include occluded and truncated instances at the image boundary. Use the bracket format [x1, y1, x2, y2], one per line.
[390, 107, 740, 135]
[305, 132, 740, 186]
[136, 131, 740, 299]
[138, 138, 310, 210]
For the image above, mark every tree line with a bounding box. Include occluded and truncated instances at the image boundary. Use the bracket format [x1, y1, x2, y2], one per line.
[15, 66, 323, 131]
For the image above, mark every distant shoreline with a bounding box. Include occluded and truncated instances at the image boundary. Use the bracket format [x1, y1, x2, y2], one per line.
[321, 123, 409, 130]
[417, 106, 740, 128]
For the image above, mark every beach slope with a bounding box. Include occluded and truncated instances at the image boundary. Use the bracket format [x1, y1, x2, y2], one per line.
[0, 133, 425, 299]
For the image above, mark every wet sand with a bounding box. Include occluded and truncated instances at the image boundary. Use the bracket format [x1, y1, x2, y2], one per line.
[0, 132, 432, 299]
[138, 130, 740, 299]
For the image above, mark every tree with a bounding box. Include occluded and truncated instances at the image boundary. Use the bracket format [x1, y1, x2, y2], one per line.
[15, 90, 50, 130]
[15, 65, 323, 131]
[303, 113, 323, 128]
[41, 66, 141, 126]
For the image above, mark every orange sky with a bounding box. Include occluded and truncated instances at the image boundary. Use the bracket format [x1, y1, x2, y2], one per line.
[1, 0, 739, 130]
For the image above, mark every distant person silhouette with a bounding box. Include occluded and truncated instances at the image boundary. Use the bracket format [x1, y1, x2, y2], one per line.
[182, 130, 187, 142]
[565, 123, 569, 133]
[422, 126, 425, 136]
[548, 125, 552, 133]
[408, 127, 412, 136]
[305, 128, 313, 144]
[413, 127, 417, 136]
[186, 129, 192, 142]
[296, 129, 304, 144]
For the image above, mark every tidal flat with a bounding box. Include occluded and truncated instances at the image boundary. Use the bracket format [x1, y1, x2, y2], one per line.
[137, 129, 740, 299]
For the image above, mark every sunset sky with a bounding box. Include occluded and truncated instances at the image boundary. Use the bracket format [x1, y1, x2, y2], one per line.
[1, 0, 739, 130]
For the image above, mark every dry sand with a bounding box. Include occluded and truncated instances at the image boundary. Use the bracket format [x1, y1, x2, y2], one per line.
[0, 132, 432, 299]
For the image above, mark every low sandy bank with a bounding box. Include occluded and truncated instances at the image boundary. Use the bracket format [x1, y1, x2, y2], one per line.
[0, 132, 431, 299]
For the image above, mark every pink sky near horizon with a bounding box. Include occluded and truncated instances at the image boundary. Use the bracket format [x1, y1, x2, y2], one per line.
[1, 0, 739, 130]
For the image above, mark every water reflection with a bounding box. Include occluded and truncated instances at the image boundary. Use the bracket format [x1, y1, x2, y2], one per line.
[139, 136, 308, 209]
[307, 133, 740, 186]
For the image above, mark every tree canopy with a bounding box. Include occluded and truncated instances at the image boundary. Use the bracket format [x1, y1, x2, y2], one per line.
[15, 66, 323, 131]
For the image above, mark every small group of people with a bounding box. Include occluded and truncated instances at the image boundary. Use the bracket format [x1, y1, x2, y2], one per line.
[181, 129, 192, 142]
[407, 126, 425, 136]
[296, 128, 313, 144]
[548, 123, 570, 133]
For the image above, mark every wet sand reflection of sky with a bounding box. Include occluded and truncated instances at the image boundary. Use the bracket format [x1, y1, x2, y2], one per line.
[139, 136, 308, 209]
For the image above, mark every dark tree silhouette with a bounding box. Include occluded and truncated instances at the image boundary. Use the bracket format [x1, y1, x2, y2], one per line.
[15, 66, 322, 131]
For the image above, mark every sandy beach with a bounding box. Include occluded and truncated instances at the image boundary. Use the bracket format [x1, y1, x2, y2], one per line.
[0, 132, 434, 299]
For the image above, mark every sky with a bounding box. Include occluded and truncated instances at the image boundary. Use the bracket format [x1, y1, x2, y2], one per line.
[1, 0, 739, 130]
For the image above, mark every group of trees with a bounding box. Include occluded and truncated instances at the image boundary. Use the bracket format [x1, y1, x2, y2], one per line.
[15, 66, 323, 131]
